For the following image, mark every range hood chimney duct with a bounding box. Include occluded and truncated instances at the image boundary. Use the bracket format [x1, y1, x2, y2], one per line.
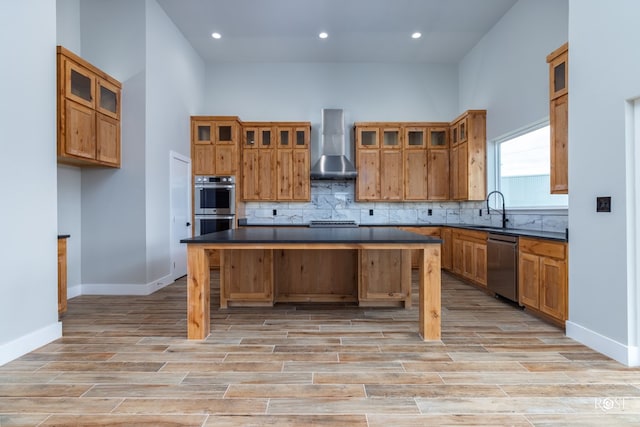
[310, 108, 358, 180]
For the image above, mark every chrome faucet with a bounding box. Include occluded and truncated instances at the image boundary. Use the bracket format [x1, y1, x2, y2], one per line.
[486, 190, 508, 228]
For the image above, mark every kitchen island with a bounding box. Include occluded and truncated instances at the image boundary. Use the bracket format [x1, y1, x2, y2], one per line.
[181, 227, 442, 341]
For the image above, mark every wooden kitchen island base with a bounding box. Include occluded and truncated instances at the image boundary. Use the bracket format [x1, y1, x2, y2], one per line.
[221, 248, 411, 308]
[182, 227, 442, 341]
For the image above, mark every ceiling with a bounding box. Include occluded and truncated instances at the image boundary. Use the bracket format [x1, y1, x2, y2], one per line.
[156, 0, 517, 63]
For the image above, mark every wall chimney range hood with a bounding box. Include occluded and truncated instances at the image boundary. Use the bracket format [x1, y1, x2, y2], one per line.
[310, 109, 358, 180]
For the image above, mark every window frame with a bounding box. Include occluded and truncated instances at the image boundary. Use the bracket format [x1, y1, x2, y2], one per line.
[492, 119, 568, 212]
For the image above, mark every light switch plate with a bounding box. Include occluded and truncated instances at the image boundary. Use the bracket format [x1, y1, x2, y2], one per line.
[597, 196, 611, 212]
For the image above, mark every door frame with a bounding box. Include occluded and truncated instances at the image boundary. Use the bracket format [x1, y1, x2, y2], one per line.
[625, 97, 640, 366]
[169, 150, 191, 280]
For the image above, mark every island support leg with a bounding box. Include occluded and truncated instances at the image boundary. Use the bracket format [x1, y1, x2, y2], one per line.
[419, 244, 441, 340]
[187, 245, 210, 340]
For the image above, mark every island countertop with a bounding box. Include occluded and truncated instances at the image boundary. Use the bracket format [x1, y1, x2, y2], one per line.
[181, 226, 442, 245]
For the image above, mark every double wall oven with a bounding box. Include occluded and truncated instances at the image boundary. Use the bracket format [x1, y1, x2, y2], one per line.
[194, 175, 235, 236]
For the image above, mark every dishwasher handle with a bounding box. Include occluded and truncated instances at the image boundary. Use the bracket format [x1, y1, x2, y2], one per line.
[487, 233, 518, 244]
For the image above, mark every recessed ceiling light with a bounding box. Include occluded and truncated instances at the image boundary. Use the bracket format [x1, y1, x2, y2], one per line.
[211, 32, 222, 39]
[411, 32, 422, 39]
[319, 32, 328, 39]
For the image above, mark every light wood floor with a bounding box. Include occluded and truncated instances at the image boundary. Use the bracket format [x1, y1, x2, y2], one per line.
[2, 272, 640, 426]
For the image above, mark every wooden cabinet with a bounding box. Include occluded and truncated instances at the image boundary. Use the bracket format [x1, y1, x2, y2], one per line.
[359, 249, 411, 307]
[191, 117, 240, 176]
[241, 122, 311, 201]
[57, 46, 122, 168]
[404, 127, 428, 200]
[449, 111, 486, 201]
[242, 124, 276, 201]
[518, 237, 568, 325]
[548, 43, 569, 194]
[355, 124, 403, 201]
[355, 127, 381, 199]
[356, 122, 454, 202]
[440, 227, 452, 270]
[427, 127, 450, 200]
[275, 125, 310, 201]
[452, 235, 464, 276]
[356, 116, 481, 202]
[450, 229, 487, 287]
[220, 249, 273, 308]
[57, 237, 68, 315]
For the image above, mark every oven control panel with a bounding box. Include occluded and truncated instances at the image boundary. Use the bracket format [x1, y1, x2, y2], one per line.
[195, 176, 235, 184]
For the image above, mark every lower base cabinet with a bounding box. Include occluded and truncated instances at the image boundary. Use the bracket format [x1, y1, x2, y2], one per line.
[451, 229, 487, 287]
[359, 249, 411, 308]
[440, 227, 452, 270]
[218, 248, 411, 308]
[518, 237, 567, 325]
[57, 237, 68, 315]
[220, 249, 273, 308]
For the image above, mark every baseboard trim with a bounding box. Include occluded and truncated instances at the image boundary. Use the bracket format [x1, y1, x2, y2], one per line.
[566, 321, 639, 367]
[79, 274, 174, 296]
[0, 322, 62, 366]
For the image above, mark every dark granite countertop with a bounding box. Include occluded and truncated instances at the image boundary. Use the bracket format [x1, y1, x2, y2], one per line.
[449, 225, 566, 242]
[181, 226, 442, 244]
[58, 234, 70, 239]
[236, 221, 567, 242]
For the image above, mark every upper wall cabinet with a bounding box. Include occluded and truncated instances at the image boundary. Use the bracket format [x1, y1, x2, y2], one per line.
[355, 117, 481, 202]
[449, 110, 486, 201]
[241, 121, 311, 202]
[57, 46, 122, 168]
[191, 116, 240, 176]
[355, 123, 403, 201]
[547, 43, 568, 194]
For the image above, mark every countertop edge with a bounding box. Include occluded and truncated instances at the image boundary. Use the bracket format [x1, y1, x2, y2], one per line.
[236, 223, 567, 242]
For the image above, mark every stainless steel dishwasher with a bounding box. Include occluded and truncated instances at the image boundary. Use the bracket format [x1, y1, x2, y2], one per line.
[487, 233, 519, 304]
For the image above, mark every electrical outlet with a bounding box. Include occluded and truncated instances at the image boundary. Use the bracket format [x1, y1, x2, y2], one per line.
[427, 209, 433, 216]
[597, 196, 611, 212]
[369, 209, 374, 216]
[273, 209, 277, 216]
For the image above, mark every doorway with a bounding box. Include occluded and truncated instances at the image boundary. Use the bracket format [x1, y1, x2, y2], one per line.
[170, 151, 191, 280]
[626, 97, 640, 366]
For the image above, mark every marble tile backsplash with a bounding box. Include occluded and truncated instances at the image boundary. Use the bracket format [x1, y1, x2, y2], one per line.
[242, 181, 568, 233]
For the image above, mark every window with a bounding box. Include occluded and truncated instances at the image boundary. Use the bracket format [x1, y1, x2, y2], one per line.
[496, 123, 568, 208]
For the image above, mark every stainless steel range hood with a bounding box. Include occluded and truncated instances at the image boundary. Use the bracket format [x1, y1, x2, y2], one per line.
[310, 109, 358, 180]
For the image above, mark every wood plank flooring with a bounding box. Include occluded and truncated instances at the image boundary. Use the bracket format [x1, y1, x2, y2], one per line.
[1, 271, 640, 426]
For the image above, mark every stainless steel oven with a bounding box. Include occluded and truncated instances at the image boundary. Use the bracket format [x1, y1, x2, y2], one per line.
[194, 215, 234, 236]
[194, 176, 235, 215]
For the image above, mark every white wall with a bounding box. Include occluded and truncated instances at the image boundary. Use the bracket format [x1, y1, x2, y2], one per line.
[80, 0, 148, 286]
[57, 166, 82, 296]
[144, 0, 205, 282]
[56, 0, 80, 53]
[459, 0, 568, 141]
[566, 0, 640, 365]
[205, 62, 458, 162]
[61, 0, 204, 290]
[56, 0, 82, 297]
[0, 0, 61, 365]
[205, 62, 457, 122]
